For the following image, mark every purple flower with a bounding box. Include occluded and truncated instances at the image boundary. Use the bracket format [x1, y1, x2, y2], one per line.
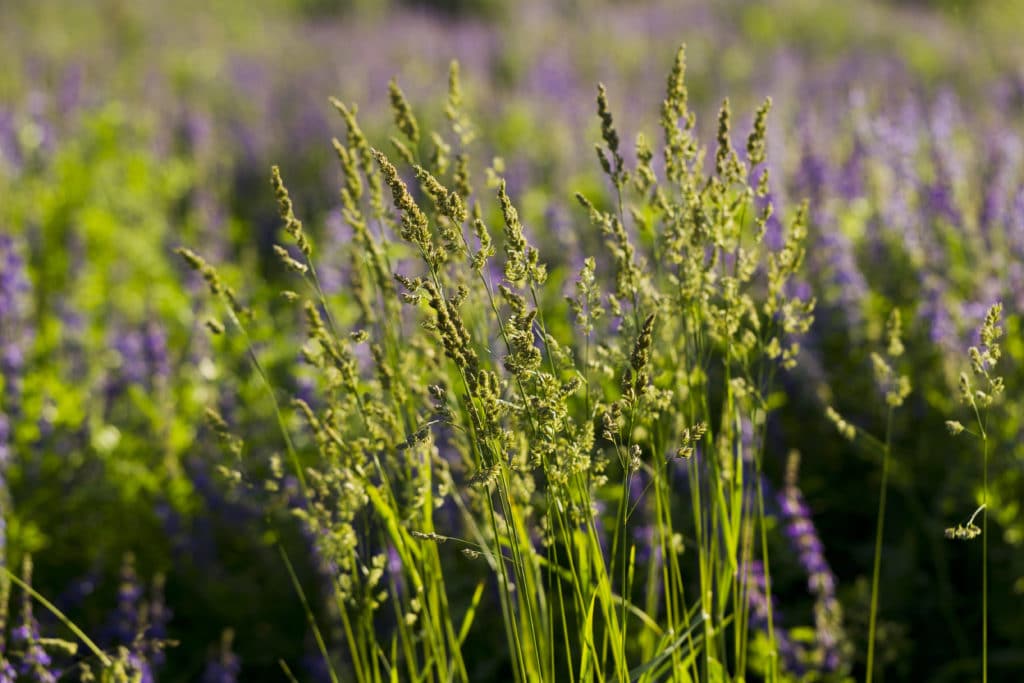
[923, 181, 960, 227]
[918, 276, 959, 352]
[92, 555, 166, 678]
[0, 109, 20, 172]
[837, 124, 866, 202]
[114, 329, 148, 387]
[107, 319, 172, 398]
[144, 574, 171, 671]
[628, 469, 655, 562]
[0, 415, 9, 473]
[318, 209, 353, 295]
[981, 138, 1023, 260]
[795, 135, 829, 207]
[630, 517, 651, 555]
[202, 630, 241, 683]
[777, 452, 847, 672]
[807, 207, 867, 335]
[122, 649, 156, 683]
[386, 545, 402, 583]
[0, 235, 32, 411]
[744, 552, 804, 673]
[757, 190, 784, 251]
[54, 572, 99, 614]
[144, 320, 171, 385]
[106, 553, 144, 647]
[1007, 186, 1024, 256]
[300, 650, 335, 683]
[13, 562, 57, 683]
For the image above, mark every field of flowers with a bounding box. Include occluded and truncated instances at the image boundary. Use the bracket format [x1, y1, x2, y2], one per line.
[2, 0, 1024, 680]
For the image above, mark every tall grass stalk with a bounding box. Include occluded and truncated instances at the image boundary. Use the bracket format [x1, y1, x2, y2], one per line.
[945, 302, 1002, 683]
[865, 405, 893, 682]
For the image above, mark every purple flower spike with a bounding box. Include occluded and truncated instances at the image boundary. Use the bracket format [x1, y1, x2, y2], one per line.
[14, 559, 57, 683]
[0, 235, 33, 418]
[111, 553, 143, 646]
[743, 557, 799, 673]
[202, 630, 241, 683]
[777, 451, 847, 673]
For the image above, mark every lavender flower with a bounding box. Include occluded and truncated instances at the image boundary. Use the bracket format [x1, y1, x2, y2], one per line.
[777, 451, 847, 672]
[837, 96, 867, 201]
[142, 574, 171, 672]
[0, 237, 30, 680]
[757, 190, 784, 251]
[0, 235, 32, 422]
[202, 630, 241, 683]
[815, 220, 864, 335]
[0, 416, 9, 480]
[744, 557, 799, 672]
[981, 135, 1022, 228]
[124, 650, 156, 683]
[13, 559, 56, 683]
[107, 319, 172, 398]
[143, 320, 171, 387]
[102, 561, 170, 680]
[386, 545, 403, 593]
[0, 109, 19, 172]
[918, 275, 959, 352]
[110, 553, 143, 647]
[113, 329, 148, 388]
[795, 130, 829, 207]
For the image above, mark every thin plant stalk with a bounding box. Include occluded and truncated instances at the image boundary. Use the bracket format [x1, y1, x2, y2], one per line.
[865, 405, 895, 682]
[981, 412, 988, 683]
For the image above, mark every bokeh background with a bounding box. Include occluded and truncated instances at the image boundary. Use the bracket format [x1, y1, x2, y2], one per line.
[2, 0, 1024, 680]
